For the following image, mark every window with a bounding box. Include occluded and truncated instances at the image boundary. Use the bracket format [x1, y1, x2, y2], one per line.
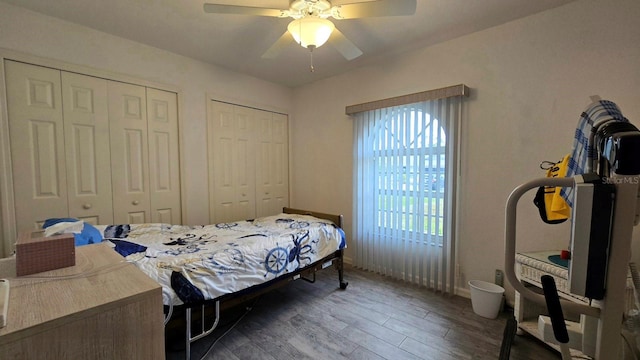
[349, 85, 468, 293]
[374, 109, 446, 245]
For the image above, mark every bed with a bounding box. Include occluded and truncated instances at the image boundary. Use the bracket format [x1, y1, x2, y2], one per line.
[76, 207, 348, 359]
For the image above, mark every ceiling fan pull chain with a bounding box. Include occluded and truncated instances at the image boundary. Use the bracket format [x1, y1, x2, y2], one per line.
[309, 45, 315, 72]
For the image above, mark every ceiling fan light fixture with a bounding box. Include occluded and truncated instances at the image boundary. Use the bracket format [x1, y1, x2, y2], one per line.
[287, 17, 335, 49]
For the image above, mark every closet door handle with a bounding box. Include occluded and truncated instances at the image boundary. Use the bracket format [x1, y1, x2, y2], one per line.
[82, 203, 92, 210]
[132, 200, 140, 205]
[242, 193, 246, 197]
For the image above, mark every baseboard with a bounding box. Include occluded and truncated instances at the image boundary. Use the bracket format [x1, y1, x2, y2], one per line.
[457, 286, 471, 299]
[344, 260, 476, 300]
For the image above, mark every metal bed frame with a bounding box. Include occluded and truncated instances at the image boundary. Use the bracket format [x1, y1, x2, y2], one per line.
[166, 207, 349, 359]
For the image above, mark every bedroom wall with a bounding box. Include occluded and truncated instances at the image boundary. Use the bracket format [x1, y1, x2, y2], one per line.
[289, 0, 640, 299]
[1, 0, 638, 303]
[0, 2, 293, 230]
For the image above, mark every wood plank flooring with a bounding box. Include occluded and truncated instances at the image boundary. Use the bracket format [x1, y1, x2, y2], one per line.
[165, 265, 561, 360]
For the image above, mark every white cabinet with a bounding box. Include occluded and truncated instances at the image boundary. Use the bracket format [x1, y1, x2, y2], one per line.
[208, 101, 288, 223]
[4, 60, 181, 232]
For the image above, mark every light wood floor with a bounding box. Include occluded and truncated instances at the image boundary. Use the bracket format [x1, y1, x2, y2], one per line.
[166, 265, 560, 360]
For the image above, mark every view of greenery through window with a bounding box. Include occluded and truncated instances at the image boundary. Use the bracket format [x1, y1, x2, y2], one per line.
[373, 110, 446, 242]
[377, 194, 444, 236]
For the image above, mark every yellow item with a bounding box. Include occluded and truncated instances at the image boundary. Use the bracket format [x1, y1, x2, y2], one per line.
[544, 154, 571, 221]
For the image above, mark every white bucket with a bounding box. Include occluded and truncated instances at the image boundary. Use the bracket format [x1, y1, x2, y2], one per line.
[468, 280, 505, 319]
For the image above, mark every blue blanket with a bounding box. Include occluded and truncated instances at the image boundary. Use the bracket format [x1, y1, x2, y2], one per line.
[43, 218, 103, 246]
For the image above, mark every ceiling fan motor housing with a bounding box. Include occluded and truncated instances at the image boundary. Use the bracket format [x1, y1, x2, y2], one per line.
[290, 0, 332, 17]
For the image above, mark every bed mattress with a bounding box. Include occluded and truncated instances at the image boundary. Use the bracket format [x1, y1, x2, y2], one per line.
[94, 213, 346, 306]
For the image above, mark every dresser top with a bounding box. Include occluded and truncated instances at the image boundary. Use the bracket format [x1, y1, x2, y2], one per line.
[0, 242, 161, 343]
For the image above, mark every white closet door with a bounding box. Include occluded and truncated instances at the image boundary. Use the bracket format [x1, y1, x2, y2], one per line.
[209, 101, 235, 223]
[234, 106, 257, 220]
[208, 101, 256, 223]
[147, 88, 181, 224]
[108, 81, 150, 224]
[61, 71, 112, 225]
[270, 112, 289, 213]
[255, 110, 289, 217]
[5, 60, 68, 231]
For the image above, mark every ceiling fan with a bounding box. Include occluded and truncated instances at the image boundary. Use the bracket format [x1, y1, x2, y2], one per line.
[203, 0, 417, 68]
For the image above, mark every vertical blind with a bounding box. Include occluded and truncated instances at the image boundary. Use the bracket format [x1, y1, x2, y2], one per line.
[349, 85, 467, 294]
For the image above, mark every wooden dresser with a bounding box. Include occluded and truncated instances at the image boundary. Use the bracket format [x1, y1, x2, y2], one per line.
[0, 243, 165, 359]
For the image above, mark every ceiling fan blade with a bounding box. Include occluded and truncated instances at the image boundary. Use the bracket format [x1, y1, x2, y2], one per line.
[329, 28, 363, 60]
[261, 31, 295, 59]
[203, 3, 287, 17]
[332, 0, 416, 19]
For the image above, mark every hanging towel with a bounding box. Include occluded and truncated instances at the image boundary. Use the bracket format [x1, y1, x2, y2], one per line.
[560, 100, 629, 207]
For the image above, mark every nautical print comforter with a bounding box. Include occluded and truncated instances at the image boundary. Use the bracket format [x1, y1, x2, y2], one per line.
[94, 213, 346, 306]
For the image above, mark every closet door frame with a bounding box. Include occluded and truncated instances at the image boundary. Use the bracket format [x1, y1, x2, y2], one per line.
[0, 49, 187, 257]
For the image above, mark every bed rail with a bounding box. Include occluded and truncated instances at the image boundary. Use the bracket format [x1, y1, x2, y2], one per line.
[283, 207, 343, 228]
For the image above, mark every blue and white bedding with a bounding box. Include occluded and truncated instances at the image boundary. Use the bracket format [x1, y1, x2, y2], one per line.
[92, 213, 346, 306]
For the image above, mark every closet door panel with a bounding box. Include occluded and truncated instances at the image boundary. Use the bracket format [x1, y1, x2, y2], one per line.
[61, 71, 113, 224]
[209, 101, 235, 223]
[208, 101, 255, 223]
[271, 112, 289, 212]
[147, 88, 180, 224]
[235, 135, 255, 220]
[255, 111, 288, 218]
[255, 110, 273, 218]
[108, 81, 150, 224]
[5, 61, 68, 231]
[233, 106, 256, 221]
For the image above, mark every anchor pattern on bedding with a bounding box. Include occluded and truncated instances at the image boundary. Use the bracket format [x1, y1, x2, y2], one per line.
[93, 214, 346, 306]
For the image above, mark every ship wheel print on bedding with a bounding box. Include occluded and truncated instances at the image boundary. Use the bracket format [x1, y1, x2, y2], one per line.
[263, 230, 317, 276]
[264, 245, 289, 276]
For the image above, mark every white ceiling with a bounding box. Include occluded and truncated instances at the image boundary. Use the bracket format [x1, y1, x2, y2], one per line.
[1, 0, 578, 88]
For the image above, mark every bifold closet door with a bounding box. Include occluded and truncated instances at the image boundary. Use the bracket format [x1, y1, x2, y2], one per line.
[208, 101, 256, 223]
[108, 81, 151, 224]
[4, 60, 182, 235]
[5, 61, 68, 231]
[61, 71, 113, 225]
[255, 110, 289, 218]
[147, 88, 181, 224]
